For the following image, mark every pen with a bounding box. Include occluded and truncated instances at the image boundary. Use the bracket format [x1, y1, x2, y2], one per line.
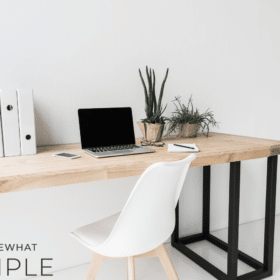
[174, 143, 195, 150]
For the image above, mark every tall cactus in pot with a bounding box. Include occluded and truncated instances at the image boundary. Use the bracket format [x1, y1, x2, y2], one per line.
[138, 66, 169, 124]
[138, 66, 169, 142]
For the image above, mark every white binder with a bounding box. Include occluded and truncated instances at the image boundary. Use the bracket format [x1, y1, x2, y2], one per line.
[17, 89, 37, 155]
[0, 89, 21, 156]
[0, 114, 4, 157]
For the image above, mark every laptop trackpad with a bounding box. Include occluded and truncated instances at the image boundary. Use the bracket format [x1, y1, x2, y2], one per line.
[96, 150, 132, 156]
[96, 151, 117, 156]
[113, 149, 134, 155]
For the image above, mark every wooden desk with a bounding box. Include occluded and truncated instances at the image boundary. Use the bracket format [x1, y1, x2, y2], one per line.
[0, 132, 280, 194]
[0, 132, 279, 280]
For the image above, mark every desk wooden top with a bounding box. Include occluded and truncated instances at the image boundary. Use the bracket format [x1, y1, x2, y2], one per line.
[1, 132, 280, 194]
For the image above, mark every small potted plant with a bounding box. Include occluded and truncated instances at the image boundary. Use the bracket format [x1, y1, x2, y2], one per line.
[137, 66, 169, 142]
[167, 95, 219, 137]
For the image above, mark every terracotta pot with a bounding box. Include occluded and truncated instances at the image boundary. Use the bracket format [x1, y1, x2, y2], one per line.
[137, 121, 166, 142]
[178, 123, 200, 138]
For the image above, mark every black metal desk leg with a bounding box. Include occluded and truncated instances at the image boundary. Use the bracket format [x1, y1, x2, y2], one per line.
[172, 157, 277, 280]
[263, 155, 278, 276]
[228, 161, 241, 279]
[172, 202, 179, 246]
[203, 166, 211, 236]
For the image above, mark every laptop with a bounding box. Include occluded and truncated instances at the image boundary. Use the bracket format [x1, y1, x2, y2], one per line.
[78, 107, 155, 158]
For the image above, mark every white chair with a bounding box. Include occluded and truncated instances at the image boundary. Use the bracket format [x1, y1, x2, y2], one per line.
[70, 154, 196, 280]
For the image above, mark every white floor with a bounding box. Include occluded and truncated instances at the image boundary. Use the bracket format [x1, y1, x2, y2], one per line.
[32, 215, 280, 280]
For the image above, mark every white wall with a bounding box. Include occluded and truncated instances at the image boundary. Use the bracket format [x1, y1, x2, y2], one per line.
[0, 0, 280, 278]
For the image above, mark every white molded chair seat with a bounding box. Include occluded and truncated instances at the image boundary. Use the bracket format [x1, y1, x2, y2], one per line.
[70, 154, 196, 280]
[71, 212, 121, 248]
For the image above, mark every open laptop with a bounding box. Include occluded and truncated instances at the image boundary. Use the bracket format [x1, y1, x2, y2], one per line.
[78, 107, 155, 158]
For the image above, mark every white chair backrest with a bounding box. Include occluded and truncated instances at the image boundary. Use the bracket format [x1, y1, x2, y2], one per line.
[98, 154, 196, 257]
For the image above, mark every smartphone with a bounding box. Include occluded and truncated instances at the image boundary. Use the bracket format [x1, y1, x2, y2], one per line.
[53, 152, 81, 159]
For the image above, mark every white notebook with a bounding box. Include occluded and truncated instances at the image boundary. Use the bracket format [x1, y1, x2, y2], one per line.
[168, 143, 199, 152]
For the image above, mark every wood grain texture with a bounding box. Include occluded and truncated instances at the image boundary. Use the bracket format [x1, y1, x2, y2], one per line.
[127, 256, 135, 280]
[85, 252, 104, 280]
[1, 132, 280, 194]
[156, 244, 179, 280]
[86, 245, 175, 279]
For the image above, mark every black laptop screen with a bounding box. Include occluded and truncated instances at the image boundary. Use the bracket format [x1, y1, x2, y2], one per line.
[78, 107, 136, 149]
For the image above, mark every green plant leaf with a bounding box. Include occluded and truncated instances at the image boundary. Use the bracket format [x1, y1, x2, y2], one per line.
[166, 95, 219, 136]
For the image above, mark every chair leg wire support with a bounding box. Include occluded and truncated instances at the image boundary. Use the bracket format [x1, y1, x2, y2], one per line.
[172, 156, 278, 280]
[85, 243, 179, 280]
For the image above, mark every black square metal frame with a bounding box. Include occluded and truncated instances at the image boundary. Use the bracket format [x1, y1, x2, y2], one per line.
[171, 156, 278, 280]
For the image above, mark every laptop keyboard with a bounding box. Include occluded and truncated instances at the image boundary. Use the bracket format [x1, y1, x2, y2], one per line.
[87, 144, 141, 153]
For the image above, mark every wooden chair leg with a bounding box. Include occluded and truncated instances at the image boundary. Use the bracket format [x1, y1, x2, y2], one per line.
[156, 244, 179, 280]
[85, 252, 104, 280]
[127, 256, 135, 280]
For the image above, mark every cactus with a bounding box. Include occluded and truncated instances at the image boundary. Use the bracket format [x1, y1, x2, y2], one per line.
[139, 66, 169, 124]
